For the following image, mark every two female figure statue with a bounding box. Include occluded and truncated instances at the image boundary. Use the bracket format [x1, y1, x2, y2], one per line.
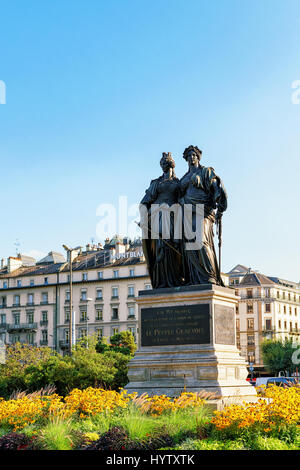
[140, 146, 227, 289]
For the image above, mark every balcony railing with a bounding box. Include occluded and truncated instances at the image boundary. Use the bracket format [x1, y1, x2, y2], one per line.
[0, 323, 7, 331]
[40, 339, 48, 346]
[7, 323, 38, 332]
[40, 320, 48, 326]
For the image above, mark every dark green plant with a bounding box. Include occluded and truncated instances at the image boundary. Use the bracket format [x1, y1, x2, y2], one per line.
[260, 338, 298, 376]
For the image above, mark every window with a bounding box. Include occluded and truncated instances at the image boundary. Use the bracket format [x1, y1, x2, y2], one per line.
[283, 292, 286, 299]
[26, 333, 35, 345]
[0, 314, 6, 325]
[64, 329, 69, 342]
[27, 312, 34, 324]
[17, 280, 22, 288]
[265, 288, 270, 298]
[66, 291, 70, 301]
[289, 306, 292, 315]
[247, 335, 255, 346]
[295, 308, 298, 316]
[290, 322, 293, 332]
[284, 321, 287, 330]
[145, 284, 151, 290]
[97, 271, 103, 279]
[3, 282, 7, 289]
[82, 273, 88, 281]
[288, 293, 291, 301]
[96, 288, 103, 300]
[80, 310, 87, 322]
[236, 318, 240, 330]
[27, 293, 34, 305]
[295, 322, 298, 331]
[235, 306, 239, 315]
[128, 285, 135, 297]
[284, 305, 287, 314]
[277, 291, 280, 299]
[128, 326, 136, 339]
[112, 287, 119, 299]
[42, 330, 48, 342]
[42, 311, 48, 322]
[265, 303, 271, 313]
[14, 295, 20, 306]
[42, 292, 48, 304]
[112, 327, 119, 335]
[79, 329, 87, 339]
[247, 289, 253, 299]
[247, 303, 253, 314]
[14, 313, 20, 325]
[128, 306, 135, 318]
[129, 269, 135, 277]
[81, 290, 87, 301]
[65, 310, 70, 323]
[44, 277, 48, 285]
[247, 318, 254, 330]
[112, 307, 118, 320]
[96, 328, 103, 340]
[0, 296, 6, 307]
[265, 319, 272, 331]
[30, 279, 34, 287]
[278, 320, 282, 329]
[95, 309, 103, 321]
[113, 270, 119, 278]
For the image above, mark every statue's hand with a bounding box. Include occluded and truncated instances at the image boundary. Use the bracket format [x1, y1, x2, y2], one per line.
[191, 174, 200, 187]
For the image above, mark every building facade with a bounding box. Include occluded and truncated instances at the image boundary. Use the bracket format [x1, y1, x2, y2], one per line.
[0, 238, 149, 353]
[227, 265, 300, 369]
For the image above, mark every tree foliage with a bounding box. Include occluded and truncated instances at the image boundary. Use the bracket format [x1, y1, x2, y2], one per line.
[260, 338, 299, 376]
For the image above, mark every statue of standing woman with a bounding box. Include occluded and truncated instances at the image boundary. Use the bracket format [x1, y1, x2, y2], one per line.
[180, 145, 227, 286]
[140, 152, 185, 289]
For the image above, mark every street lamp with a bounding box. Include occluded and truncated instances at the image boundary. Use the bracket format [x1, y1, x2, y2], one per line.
[62, 245, 81, 355]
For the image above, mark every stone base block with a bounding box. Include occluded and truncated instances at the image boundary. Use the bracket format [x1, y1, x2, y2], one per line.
[125, 285, 257, 401]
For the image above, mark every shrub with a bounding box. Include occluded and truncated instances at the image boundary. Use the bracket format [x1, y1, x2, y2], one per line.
[0, 432, 33, 450]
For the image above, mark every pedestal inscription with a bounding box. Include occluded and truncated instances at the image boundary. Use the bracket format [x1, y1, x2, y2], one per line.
[141, 304, 210, 347]
[214, 305, 235, 345]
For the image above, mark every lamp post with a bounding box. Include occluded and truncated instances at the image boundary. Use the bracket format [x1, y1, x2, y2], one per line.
[62, 245, 81, 355]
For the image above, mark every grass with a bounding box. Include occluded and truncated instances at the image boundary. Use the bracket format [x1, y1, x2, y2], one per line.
[37, 417, 75, 450]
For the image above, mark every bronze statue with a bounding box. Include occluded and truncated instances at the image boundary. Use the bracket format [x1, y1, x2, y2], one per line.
[140, 153, 185, 288]
[180, 145, 227, 286]
[140, 146, 227, 289]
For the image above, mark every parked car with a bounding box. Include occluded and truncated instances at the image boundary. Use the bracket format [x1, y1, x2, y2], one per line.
[266, 377, 298, 387]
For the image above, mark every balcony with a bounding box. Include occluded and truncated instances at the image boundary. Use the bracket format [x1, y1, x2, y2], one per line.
[111, 296, 119, 300]
[40, 301, 49, 305]
[127, 315, 136, 320]
[26, 302, 35, 307]
[0, 304, 7, 309]
[0, 323, 7, 331]
[7, 323, 38, 332]
[111, 316, 119, 321]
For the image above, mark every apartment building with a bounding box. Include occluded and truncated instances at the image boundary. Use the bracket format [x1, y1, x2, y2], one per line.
[0, 237, 149, 352]
[227, 265, 300, 369]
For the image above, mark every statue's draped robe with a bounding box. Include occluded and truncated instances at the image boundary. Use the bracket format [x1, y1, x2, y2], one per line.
[140, 176, 184, 289]
[180, 165, 227, 286]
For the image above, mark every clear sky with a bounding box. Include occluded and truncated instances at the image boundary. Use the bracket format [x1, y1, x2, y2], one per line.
[0, 0, 299, 281]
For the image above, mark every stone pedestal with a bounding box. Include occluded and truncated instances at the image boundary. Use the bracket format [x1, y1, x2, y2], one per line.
[126, 285, 257, 402]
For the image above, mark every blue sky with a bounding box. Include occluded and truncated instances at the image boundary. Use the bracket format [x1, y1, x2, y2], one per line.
[0, 0, 299, 281]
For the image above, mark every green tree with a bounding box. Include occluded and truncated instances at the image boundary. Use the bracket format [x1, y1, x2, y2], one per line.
[261, 338, 298, 376]
[0, 343, 54, 398]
